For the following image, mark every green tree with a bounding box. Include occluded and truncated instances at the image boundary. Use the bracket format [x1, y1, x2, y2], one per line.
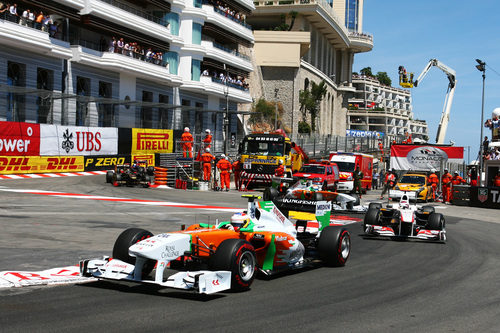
[360, 67, 373, 77]
[299, 80, 327, 132]
[248, 98, 283, 130]
[376, 71, 392, 86]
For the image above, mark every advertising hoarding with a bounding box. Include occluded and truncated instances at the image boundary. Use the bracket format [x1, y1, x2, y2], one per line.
[0, 121, 40, 156]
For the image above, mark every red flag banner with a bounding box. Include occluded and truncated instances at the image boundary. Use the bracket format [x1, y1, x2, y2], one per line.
[390, 144, 463, 171]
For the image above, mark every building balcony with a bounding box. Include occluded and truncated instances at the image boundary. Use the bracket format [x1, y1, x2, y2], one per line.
[203, 4, 254, 42]
[201, 40, 253, 72]
[348, 31, 373, 53]
[254, 0, 349, 48]
[53, 0, 86, 10]
[71, 44, 183, 86]
[0, 18, 72, 59]
[81, 0, 175, 44]
[181, 75, 251, 103]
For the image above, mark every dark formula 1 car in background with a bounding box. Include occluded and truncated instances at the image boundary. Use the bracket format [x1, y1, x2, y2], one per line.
[106, 160, 155, 187]
[363, 192, 446, 242]
[263, 179, 364, 217]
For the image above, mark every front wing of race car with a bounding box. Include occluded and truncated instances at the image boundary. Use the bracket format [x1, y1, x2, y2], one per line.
[80, 257, 231, 294]
[364, 225, 446, 242]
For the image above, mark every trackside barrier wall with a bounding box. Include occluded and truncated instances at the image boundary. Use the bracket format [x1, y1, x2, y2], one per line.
[0, 121, 173, 174]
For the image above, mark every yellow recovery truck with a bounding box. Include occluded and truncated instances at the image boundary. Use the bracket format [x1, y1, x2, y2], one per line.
[238, 130, 308, 189]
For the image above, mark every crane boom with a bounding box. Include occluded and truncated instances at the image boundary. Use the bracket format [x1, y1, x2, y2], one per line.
[413, 59, 457, 144]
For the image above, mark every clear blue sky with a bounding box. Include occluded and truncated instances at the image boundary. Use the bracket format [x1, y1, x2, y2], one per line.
[353, 0, 500, 163]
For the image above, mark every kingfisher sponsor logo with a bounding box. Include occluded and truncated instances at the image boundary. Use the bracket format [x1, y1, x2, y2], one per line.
[282, 198, 317, 206]
[136, 132, 169, 151]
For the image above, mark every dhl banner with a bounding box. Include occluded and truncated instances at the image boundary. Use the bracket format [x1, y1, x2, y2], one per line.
[40, 125, 118, 156]
[0, 156, 84, 174]
[131, 128, 172, 154]
[390, 144, 464, 171]
[131, 154, 155, 166]
[0, 121, 40, 156]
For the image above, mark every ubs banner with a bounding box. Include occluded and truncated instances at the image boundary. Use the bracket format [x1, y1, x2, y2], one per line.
[131, 128, 173, 154]
[0, 121, 40, 156]
[40, 125, 118, 156]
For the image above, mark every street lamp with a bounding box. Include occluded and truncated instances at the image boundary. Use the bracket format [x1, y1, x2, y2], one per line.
[223, 64, 229, 155]
[475, 59, 486, 186]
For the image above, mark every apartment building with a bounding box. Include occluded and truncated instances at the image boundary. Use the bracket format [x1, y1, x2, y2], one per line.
[0, 0, 254, 143]
[348, 75, 429, 141]
[247, 0, 373, 136]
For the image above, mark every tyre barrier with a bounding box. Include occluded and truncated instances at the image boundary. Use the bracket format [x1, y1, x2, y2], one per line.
[154, 167, 168, 185]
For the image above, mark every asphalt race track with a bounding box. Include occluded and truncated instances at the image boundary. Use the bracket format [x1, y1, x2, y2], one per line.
[1, 175, 500, 332]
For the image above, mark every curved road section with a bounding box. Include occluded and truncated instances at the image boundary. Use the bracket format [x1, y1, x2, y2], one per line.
[0, 175, 499, 331]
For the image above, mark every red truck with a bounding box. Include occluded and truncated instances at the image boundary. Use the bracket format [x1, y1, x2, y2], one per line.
[329, 152, 374, 193]
[292, 161, 340, 191]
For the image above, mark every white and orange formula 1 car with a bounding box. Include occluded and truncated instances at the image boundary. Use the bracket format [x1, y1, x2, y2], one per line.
[363, 192, 446, 243]
[80, 196, 351, 294]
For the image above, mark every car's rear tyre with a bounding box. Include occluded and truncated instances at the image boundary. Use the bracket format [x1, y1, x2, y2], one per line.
[209, 239, 256, 291]
[427, 212, 445, 230]
[263, 187, 279, 201]
[421, 205, 435, 214]
[112, 228, 155, 276]
[106, 171, 114, 183]
[368, 202, 382, 210]
[318, 226, 350, 267]
[147, 166, 155, 176]
[113, 173, 121, 187]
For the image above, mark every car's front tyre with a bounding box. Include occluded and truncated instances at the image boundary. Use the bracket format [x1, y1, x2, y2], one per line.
[318, 226, 350, 267]
[112, 228, 155, 276]
[210, 239, 256, 291]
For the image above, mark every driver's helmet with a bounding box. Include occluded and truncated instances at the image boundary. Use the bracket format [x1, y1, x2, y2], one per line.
[230, 212, 250, 229]
[399, 194, 410, 209]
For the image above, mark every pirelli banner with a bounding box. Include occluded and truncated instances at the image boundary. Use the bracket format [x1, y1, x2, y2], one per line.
[390, 144, 464, 171]
[0, 156, 84, 174]
[40, 125, 118, 156]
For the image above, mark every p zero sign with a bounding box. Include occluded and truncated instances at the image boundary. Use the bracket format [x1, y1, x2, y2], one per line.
[131, 128, 173, 154]
[40, 125, 118, 156]
[390, 144, 464, 171]
[0, 121, 40, 156]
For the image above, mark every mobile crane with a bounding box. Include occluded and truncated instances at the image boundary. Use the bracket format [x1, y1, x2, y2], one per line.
[398, 59, 457, 144]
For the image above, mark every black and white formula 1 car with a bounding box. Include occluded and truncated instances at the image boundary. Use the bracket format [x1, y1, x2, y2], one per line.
[363, 192, 446, 242]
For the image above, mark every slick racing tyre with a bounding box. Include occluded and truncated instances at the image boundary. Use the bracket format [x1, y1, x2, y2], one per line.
[427, 212, 445, 230]
[368, 202, 382, 210]
[112, 228, 155, 277]
[363, 208, 380, 231]
[210, 239, 256, 291]
[112, 173, 122, 187]
[318, 226, 350, 267]
[263, 187, 279, 201]
[421, 205, 435, 214]
[106, 171, 114, 183]
[147, 166, 155, 176]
